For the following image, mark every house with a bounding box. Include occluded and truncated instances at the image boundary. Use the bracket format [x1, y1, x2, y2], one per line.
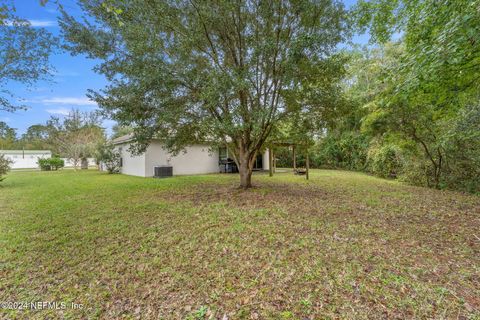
[112, 134, 270, 177]
[0, 150, 52, 169]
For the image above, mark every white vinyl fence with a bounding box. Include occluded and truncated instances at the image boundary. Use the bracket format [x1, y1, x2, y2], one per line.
[2, 150, 98, 170]
[8, 157, 96, 169]
[62, 158, 96, 168]
[10, 157, 47, 169]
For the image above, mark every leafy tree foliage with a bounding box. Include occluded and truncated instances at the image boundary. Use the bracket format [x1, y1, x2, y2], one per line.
[47, 109, 106, 169]
[354, 0, 480, 103]
[95, 142, 121, 173]
[38, 157, 65, 171]
[60, 0, 347, 188]
[438, 103, 480, 192]
[0, 122, 56, 151]
[111, 124, 134, 140]
[0, 154, 12, 182]
[361, 39, 479, 190]
[19, 124, 54, 150]
[313, 132, 369, 171]
[0, 121, 17, 149]
[314, 41, 480, 193]
[306, 0, 479, 193]
[0, 0, 56, 111]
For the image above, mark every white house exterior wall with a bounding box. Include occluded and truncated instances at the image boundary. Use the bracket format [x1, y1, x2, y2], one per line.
[145, 141, 219, 177]
[116, 143, 146, 177]
[111, 135, 270, 178]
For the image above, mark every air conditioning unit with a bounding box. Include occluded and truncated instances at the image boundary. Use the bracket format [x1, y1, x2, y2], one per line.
[154, 166, 173, 178]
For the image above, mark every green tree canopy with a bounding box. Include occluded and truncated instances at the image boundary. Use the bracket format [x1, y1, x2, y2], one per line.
[19, 124, 53, 150]
[0, 121, 17, 149]
[0, 0, 57, 111]
[353, 0, 480, 100]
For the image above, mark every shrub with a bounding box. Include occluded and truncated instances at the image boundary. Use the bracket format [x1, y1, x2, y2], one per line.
[38, 158, 50, 171]
[38, 157, 65, 171]
[49, 157, 65, 170]
[439, 103, 480, 193]
[367, 143, 404, 178]
[0, 154, 13, 182]
[397, 156, 430, 187]
[95, 142, 121, 174]
[313, 132, 369, 170]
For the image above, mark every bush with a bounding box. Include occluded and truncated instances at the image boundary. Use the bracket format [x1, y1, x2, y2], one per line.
[0, 154, 13, 182]
[313, 132, 369, 170]
[50, 157, 65, 170]
[367, 143, 404, 178]
[95, 143, 121, 174]
[38, 158, 50, 171]
[38, 157, 65, 171]
[439, 104, 480, 193]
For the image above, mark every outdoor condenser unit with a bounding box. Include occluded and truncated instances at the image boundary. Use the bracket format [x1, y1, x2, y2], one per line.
[154, 166, 173, 178]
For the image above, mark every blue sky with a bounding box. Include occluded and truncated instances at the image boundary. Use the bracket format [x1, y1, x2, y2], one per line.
[2, 0, 366, 136]
[2, 0, 112, 135]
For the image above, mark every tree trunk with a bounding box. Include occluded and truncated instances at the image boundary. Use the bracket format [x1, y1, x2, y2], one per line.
[81, 158, 89, 170]
[237, 144, 255, 189]
[239, 163, 253, 189]
[73, 158, 79, 170]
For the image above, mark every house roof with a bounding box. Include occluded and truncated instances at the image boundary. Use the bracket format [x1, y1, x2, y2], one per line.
[111, 133, 135, 145]
[0, 150, 52, 155]
[111, 133, 227, 146]
[111, 133, 176, 145]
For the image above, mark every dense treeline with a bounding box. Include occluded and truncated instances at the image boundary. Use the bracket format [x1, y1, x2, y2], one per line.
[288, 45, 480, 193]
[0, 121, 53, 151]
[274, 0, 480, 193]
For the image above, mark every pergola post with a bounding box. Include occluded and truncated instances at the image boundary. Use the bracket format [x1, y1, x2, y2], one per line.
[292, 145, 296, 172]
[269, 147, 273, 177]
[306, 147, 310, 180]
[272, 148, 276, 173]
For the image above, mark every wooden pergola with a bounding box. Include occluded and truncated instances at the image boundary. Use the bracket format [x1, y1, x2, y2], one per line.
[267, 142, 310, 180]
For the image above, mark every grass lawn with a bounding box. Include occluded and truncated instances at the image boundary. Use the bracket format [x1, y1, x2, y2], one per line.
[1, 169, 479, 319]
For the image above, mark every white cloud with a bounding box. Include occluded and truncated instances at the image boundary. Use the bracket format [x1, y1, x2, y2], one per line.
[27, 20, 57, 27]
[45, 108, 71, 116]
[41, 97, 97, 106]
[5, 19, 57, 28]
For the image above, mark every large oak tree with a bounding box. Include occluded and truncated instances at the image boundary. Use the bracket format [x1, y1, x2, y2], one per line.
[60, 0, 346, 188]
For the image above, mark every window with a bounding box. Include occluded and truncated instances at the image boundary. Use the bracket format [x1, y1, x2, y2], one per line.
[253, 154, 263, 169]
[219, 147, 228, 160]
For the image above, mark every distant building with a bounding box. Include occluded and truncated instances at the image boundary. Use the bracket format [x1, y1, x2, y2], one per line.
[0, 150, 52, 169]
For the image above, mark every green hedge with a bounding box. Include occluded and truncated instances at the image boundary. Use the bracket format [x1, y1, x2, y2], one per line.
[38, 157, 65, 171]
